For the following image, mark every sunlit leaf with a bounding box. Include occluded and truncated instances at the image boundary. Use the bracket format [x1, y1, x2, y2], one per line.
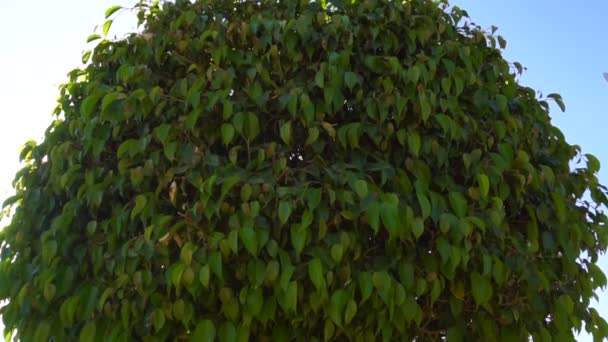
[104, 5, 123, 18]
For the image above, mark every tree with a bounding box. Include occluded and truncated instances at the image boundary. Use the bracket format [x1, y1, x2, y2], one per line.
[1, 0, 608, 340]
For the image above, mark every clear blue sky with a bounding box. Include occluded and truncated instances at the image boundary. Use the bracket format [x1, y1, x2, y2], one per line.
[0, 1, 607, 341]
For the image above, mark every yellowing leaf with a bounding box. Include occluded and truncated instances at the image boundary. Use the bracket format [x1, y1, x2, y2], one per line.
[321, 122, 336, 140]
[131, 194, 147, 219]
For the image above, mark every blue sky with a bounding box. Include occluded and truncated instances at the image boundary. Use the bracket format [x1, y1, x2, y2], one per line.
[0, 1, 607, 341]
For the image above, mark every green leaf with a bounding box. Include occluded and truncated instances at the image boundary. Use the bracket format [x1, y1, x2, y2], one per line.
[219, 322, 237, 342]
[358, 272, 373, 302]
[586, 153, 601, 173]
[331, 244, 344, 263]
[117, 139, 136, 158]
[547, 93, 565, 112]
[367, 202, 381, 233]
[353, 179, 368, 198]
[155, 124, 171, 145]
[497, 35, 507, 49]
[223, 100, 234, 119]
[59, 298, 72, 327]
[315, 70, 324, 88]
[471, 272, 492, 306]
[44, 283, 56, 302]
[79, 322, 96, 342]
[416, 191, 431, 219]
[246, 112, 261, 140]
[105, 5, 123, 18]
[328, 289, 348, 327]
[408, 132, 421, 157]
[402, 296, 419, 322]
[448, 192, 467, 218]
[42, 240, 58, 264]
[79, 286, 99, 318]
[131, 194, 147, 219]
[152, 308, 165, 332]
[308, 258, 325, 290]
[209, 252, 223, 282]
[420, 94, 431, 121]
[240, 226, 258, 256]
[280, 121, 292, 145]
[344, 299, 357, 325]
[446, 325, 465, 342]
[200, 265, 211, 287]
[551, 192, 566, 223]
[34, 321, 51, 342]
[97, 288, 113, 311]
[232, 112, 246, 135]
[102, 19, 113, 36]
[192, 320, 216, 342]
[82, 50, 92, 64]
[220, 175, 240, 200]
[221, 123, 235, 146]
[285, 281, 298, 312]
[412, 217, 424, 239]
[278, 201, 291, 224]
[372, 271, 391, 291]
[441, 78, 452, 94]
[380, 202, 400, 236]
[408, 65, 421, 83]
[87, 34, 102, 43]
[344, 71, 359, 90]
[264, 260, 280, 285]
[477, 174, 490, 198]
[120, 300, 130, 328]
[233, 112, 260, 141]
[290, 224, 306, 258]
[557, 294, 574, 315]
[164, 142, 177, 161]
[101, 92, 122, 112]
[436, 237, 451, 264]
[305, 127, 320, 146]
[306, 189, 322, 210]
[170, 263, 186, 288]
[324, 319, 335, 341]
[246, 287, 264, 317]
[300, 94, 315, 124]
[287, 94, 298, 116]
[495, 94, 508, 113]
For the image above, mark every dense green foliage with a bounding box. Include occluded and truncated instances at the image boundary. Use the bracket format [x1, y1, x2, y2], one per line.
[2, 0, 608, 340]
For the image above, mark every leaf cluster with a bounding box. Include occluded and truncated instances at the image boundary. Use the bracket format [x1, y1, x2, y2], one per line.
[1, 0, 608, 341]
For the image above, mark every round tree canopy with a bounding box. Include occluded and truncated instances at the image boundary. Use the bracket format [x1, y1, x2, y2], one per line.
[1, 0, 608, 341]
